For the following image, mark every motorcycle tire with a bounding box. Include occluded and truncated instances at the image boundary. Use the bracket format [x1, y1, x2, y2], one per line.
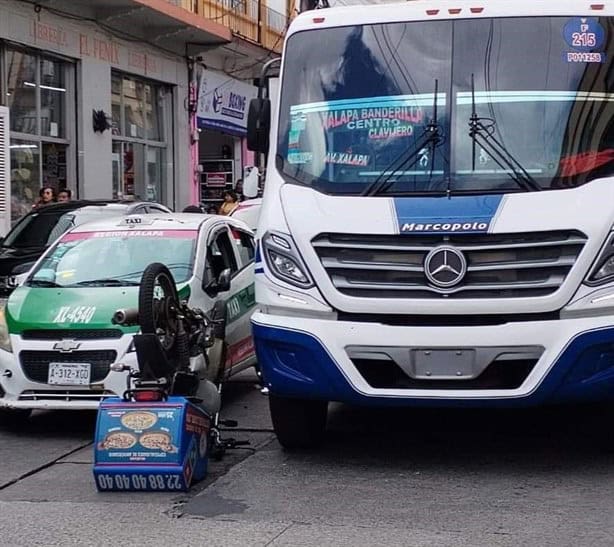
[206, 300, 228, 386]
[138, 263, 180, 353]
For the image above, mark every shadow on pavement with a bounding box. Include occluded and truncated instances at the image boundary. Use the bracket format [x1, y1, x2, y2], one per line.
[308, 402, 614, 470]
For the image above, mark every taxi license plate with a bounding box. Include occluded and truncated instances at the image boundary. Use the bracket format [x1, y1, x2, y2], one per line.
[48, 363, 91, 385]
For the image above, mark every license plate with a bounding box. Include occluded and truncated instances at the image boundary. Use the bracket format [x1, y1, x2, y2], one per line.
[48, 362, 91, 385]
[411, 349, 476, 380]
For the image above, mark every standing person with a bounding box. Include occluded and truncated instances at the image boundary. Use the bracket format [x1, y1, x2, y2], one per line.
[33, 186, 56, 209]
[234, 178, 245, 202]
[218, 190, 239, 216]
[57, 189, 72, 203]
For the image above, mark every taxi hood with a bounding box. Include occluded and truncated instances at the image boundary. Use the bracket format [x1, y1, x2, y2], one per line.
[5, 283, 191, 333]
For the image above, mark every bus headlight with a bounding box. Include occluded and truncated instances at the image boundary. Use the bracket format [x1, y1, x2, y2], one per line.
[262, 231, 314, 289]
[587, 233, 614, 286]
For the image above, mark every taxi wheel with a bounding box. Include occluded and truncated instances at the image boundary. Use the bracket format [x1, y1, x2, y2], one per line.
[269, 394, 327, 450]
[0, 408, 32, 429]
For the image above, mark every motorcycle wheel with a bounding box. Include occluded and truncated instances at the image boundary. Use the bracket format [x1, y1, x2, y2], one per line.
[138, 263, 180, 353]
[205, 300, 228, 386]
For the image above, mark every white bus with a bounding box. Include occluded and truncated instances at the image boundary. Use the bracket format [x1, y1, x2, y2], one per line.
[247, 1, 614, 449]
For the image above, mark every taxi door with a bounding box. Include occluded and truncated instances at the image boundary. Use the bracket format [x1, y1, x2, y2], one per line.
[197, 222, 255, 375]
[225, 223, 256, 372]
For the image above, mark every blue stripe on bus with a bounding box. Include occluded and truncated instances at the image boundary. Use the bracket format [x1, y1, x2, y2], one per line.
[393, 195, 504, 234]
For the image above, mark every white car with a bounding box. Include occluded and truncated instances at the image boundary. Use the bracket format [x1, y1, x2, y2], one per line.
[0, 213, 257, 419]
[230, 198, 262, 233]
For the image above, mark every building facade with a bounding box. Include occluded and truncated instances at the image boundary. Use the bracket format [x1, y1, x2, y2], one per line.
[0, 0, 288, 228]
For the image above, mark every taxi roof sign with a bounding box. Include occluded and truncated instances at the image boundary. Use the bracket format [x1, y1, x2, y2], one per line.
[119, 215, 155, 226]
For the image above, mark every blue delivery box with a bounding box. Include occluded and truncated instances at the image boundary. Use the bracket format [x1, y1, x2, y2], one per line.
[93, 396, 210, 492]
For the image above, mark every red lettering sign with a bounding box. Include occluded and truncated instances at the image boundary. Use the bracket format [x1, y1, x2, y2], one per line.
[31, 21, 68, 48]
[79, 34, 120, 64]
[128, 51, 159, 74]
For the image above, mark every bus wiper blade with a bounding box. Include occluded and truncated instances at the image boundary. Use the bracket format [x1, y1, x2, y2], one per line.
[468, 74, 541, 192]
[363, 80, 442, 197]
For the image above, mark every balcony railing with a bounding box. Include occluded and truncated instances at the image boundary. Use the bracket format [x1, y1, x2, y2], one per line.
[166, 0, 288, 52]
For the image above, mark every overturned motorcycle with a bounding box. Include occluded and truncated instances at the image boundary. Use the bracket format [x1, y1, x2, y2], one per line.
[93, 263, 246, 492]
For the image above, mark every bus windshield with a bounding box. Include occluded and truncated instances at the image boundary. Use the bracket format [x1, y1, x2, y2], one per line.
[277, 16, 614, 195]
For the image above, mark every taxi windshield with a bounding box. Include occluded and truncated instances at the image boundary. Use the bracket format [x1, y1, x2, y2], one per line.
[27, 229, 197, 288]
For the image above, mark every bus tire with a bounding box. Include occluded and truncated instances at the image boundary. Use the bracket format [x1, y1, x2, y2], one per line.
[269, 394, 327, 450]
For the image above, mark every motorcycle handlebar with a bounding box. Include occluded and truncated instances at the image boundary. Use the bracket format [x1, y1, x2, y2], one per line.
[112, 308, 139, 326]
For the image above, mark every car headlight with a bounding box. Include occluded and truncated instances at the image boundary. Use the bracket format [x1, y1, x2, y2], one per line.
[0, 306, 12, 352]
[262, 231, 313, 288]
[586, 233, 614, 286]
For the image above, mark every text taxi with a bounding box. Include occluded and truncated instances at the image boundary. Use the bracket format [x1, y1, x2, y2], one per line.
[0, 213, 257, 420]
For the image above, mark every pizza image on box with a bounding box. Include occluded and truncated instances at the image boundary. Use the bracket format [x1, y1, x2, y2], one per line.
[98, 431, 138, 450]
[120, 411, 157, 431]
[139, 431, 177, 453]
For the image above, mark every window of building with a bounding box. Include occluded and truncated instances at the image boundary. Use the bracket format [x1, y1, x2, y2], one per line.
[3, 46, 75, 222]
[111, 72, 172, 205]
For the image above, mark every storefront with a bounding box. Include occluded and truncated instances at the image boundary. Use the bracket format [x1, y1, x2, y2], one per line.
[0, 0, 193, 226]
[196, 69, 257, 210]
[4, 45, 76, 221]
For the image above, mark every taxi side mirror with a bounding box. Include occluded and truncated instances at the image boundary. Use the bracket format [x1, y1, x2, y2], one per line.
[204, 268, 231, 297]
[216, 268, 231, 293]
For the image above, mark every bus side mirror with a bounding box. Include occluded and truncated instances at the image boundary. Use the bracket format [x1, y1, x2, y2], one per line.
[247, 98, 270, 154]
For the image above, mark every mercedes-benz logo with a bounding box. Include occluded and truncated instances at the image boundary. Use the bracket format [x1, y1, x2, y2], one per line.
[424, 246, 467, 288]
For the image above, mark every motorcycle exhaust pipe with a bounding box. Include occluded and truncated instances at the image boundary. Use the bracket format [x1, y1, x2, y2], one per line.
[112, 308, 139, 326]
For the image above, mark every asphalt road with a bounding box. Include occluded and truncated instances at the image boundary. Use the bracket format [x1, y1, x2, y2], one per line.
[0, 370, 613, 546]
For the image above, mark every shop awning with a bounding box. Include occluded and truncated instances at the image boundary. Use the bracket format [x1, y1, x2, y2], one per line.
[38, 0, 232, 54]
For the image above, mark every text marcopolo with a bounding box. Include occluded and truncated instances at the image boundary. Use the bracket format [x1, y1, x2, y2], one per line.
[401, 221, 489, 232]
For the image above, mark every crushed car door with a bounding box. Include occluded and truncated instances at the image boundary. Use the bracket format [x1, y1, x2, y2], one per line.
[225, 225, 257, 371]
[201, 225, 243, 372]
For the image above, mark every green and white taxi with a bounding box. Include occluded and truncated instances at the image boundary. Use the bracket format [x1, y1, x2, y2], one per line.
[0, 213, 257, 416]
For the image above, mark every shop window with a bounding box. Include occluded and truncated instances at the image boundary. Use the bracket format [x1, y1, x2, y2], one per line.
[111, 74, 122, 136]
[3, 47, 74, 222]
[111, 71, 171, 205]
[40, 59, 66, 138]
[10, 140, 40, 220]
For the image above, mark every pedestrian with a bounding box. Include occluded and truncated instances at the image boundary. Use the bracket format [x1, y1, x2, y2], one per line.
[218, 190, 239, 216]
[235, 178, 245, 202]
[57, 188, 72, 203]
[182, 205, 203, 213]
[33, 186, 56, 208]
